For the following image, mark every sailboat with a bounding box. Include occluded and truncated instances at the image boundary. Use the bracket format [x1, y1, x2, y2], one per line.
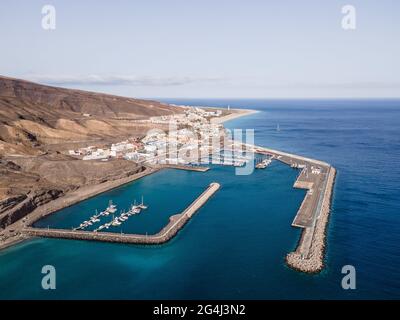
[106, 200, 117, 214]
[138, 196, 148, 210]
[131, 200, 141, 214]
[276, 123, 280, 132]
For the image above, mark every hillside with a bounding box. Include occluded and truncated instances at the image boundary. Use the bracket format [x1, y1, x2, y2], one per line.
[0, 75, 178, 154]
[0, 75, 180, 229]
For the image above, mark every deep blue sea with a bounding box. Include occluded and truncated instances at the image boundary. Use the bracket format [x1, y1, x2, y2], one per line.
[0, 99, 399, 299]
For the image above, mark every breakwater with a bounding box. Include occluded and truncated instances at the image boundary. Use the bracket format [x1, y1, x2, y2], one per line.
[248, 144, 336, 273]
[22, 182, 220, 245]
[155, 164, 210, 172]
[286, 167, 336, 273]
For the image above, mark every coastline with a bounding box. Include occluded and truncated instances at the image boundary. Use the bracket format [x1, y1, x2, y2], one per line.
[0, 107, 256, 251]
[211, 108, 259, 124]
[0, 166, 158, 251]
[0, 107, 335, 275]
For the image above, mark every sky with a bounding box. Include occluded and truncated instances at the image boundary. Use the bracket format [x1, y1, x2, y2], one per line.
[0, 0, 399, 98]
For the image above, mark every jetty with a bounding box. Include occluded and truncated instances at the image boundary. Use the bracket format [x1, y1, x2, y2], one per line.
[22, 183, 220, 245]
[155, 164, 210, 172]
[244, 143, 336, 273]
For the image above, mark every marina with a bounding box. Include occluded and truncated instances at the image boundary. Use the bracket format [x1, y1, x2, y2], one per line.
[74, 197, 148, 232]
[73, 201, 117, 230]
[20, 141, 335, 274]
[255, 157, 273, 169]
[23, 183, 220, 245]
[14, 135, 335, 274]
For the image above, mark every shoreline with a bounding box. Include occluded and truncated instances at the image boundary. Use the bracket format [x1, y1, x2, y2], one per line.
[0, 108, 335, 274]
[211, 108, 259, 124]
[0, 166, 159, 251]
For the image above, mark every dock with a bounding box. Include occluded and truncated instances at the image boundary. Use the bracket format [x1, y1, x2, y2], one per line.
[246, 144, 336, 273]
[22, 183, 220, 245]
[153, 164, 210, 172]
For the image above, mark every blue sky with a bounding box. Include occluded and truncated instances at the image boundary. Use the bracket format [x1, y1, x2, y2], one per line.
[0, 0, 399, 98]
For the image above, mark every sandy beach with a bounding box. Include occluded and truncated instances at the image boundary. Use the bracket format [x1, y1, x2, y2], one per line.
[211, 108, 259, 124]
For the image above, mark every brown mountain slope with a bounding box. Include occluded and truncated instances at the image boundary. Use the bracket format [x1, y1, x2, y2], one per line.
[0, 155, 145, 228]
[0, 75, 179, 153]
[0, 75, 174, 120]
[0, 75, 180, 229]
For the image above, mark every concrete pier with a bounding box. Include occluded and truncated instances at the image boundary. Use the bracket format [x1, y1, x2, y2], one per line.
[249, 144, 336, 273]
[155, 164, 210, 172]
[22, 182, 220, 245]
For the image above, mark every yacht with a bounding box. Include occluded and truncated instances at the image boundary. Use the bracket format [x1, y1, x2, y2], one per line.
[112, 219, 122, 226]
[106, 200, 117, 214]
[138, 196, 148, 210]
[130, 204, 141, 214]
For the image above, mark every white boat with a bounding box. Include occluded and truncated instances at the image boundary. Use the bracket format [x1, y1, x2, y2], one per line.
[112, 219, 121, 226]
[138, 196, 148, 210]
[108, 207, 117, 214]
[256, 158, 272, 169]
[130, 205, 141, 214]
[107, 200, 117, 214]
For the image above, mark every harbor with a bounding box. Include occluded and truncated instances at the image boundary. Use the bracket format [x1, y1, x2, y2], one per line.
[0, 103, 336, 274]
[22, 183, 220, 245]
[0, 167, 158, 251]
[7, 141, 335, 274]
[73, 197, 147, 232]
[247, 144, 336, 273]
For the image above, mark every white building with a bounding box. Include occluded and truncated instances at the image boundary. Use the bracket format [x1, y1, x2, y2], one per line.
[311, 166, 321, 175]
[144, 145, 157, 153]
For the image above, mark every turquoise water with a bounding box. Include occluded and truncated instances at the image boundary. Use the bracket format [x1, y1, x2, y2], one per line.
[1, 99, 399, 299]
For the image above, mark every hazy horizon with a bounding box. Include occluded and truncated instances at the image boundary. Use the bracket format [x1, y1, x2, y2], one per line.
[1, 0, 399, 99]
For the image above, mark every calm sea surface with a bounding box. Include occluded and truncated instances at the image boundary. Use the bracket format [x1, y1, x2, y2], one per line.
[0, 99, 399, 299]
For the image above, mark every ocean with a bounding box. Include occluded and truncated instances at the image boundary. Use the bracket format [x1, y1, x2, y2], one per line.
[0, 99, 399, 299]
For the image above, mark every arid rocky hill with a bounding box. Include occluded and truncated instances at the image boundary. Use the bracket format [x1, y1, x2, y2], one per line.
[0, 75, 178, 155]
[0, 76, 180, 228]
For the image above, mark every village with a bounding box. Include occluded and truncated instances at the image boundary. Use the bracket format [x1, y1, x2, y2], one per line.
[66, 106, 248, 167]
